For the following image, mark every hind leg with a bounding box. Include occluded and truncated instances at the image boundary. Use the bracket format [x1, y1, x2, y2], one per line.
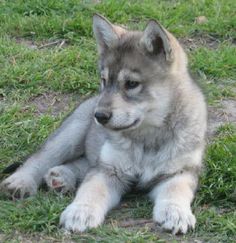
[1, 97, 98, 199]
[44, 158, 89, 194]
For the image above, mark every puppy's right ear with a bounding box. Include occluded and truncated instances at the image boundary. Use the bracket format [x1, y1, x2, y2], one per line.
[93, 14, 126, 54]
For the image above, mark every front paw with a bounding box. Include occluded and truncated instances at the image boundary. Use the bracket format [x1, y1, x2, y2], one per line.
[153, 201, 196, 234]
[0, 172, 38, 199]
[60, 202, 105, 232]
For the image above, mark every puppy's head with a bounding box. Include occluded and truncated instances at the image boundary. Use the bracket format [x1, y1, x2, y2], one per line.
[93, 14, 187, 131]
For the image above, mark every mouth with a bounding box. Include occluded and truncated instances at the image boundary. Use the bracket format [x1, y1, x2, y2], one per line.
[112, 119, 140, 131]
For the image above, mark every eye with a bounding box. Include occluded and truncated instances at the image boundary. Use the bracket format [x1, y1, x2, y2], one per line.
[125, 80, 140, 90]
[101, 78, 106, 87]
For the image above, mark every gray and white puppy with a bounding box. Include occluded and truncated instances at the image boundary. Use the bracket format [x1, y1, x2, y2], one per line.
[1, 14, 207, 234]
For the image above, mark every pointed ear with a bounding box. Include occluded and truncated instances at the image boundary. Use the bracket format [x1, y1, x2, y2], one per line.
[93, 14, 126, 54]
[140, 20, 173, 61]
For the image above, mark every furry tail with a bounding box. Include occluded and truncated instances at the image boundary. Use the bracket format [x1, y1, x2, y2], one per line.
[1, 162, 22, 177]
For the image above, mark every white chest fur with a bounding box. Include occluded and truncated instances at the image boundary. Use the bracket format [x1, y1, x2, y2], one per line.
[99, 138, 164, 185]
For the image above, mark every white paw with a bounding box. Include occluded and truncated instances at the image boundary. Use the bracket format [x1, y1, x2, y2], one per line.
[60, 202, 105, 232]
[44, 166, 76, 193]
[0, 172, 37, 199]
[153, 201, 196, 234]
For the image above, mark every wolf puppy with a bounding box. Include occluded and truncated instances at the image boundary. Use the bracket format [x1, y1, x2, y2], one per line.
[1, 14, 207, 234]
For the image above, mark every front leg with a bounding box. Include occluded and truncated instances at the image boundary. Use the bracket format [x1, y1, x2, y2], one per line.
[1, 97, 98, 199]
[149, 172, 197, 234]
[60, 169, 126, 232]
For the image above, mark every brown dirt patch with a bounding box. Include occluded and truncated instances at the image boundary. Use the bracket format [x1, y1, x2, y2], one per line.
[14, 37, 67, 50]
[207, 99, 236, 137]
[180, 35, 221, 51]
[180, 32, 235, 51]
[14, 37, 38, 49]
[29, 92, 80, 116]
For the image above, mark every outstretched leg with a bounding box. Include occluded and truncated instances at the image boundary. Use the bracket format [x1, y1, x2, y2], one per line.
[44, 158, 89, 193]
[1, 97, 98, 199]
[149, 172, 197, 234]
[60, 169, 128, 232]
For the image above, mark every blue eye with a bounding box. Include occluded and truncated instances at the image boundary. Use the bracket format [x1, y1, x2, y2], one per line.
[125, 80, 140, 89]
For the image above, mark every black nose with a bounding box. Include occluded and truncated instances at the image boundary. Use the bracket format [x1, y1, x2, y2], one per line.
[94, 111, 112, 125]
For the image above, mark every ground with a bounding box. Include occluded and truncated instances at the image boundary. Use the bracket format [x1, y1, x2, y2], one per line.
[0, 0, 235, 242]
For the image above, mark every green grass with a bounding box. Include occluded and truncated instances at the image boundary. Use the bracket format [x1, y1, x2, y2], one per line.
[0, 37, 98, 95]
[0, 0, 235, 39]
[199, 124, 236, 205]
[190, 44, 236, 80]
[0, 0, 235, 242]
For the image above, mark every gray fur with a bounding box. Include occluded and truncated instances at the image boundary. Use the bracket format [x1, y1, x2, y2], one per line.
[1, 14, 207, 234]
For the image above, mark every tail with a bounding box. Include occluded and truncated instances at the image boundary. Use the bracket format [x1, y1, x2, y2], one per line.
[0, 162, 22, 178]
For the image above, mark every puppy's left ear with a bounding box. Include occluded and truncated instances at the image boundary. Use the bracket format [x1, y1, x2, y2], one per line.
[93, 14, 126, 54]
[140, 20, 173, 61]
